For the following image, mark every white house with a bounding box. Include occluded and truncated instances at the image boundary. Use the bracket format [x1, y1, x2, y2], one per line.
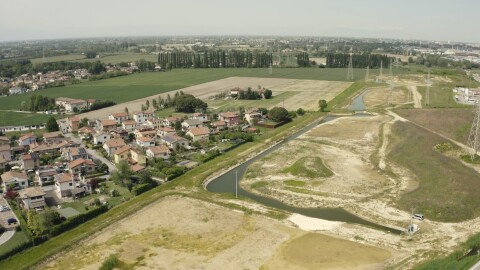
[1, 171, 29, 190]
[181, 119, 203, 131]
[191, 112, 208, 122]
[146, 145, 171, 159]
[132, 110, 154, 124]
[157, 126, 176, 137]
[122, 120, 137, 131]
[103, 138, 126, 155]
[18, 133, 36, 146]
[19, 187, 46, 210]
[109, 112, 129, 124]
[93, 132, 111, 145]
[136, 137, 156, 147]
[54, 173, 75, 198]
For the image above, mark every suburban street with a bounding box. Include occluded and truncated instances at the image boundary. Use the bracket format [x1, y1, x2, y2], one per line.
[64, 133, 117, 173]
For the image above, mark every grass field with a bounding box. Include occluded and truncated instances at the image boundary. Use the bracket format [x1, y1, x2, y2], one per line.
[0, 231, 30, 257]
[207, 91, 297, 111]
[395, 108, 474, 143]
[74, 53, 159, 64]
[0, 111, 62, 126]
[30, 54, 86, 64]
[388, 121, 480, 222]
[282, 156, 333, 178]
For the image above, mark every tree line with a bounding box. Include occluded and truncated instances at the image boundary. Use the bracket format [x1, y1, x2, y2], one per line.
[0, 60, 109, 78]
[325, 53, 394, 68]
[158, 50, 273, 69]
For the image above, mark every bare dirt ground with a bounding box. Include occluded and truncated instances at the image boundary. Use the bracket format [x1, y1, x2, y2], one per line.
[363, 87, 407, 108]
[40, 196, 395, 270]
[241, 111, 480, 269]
[76, 77, 350, 119]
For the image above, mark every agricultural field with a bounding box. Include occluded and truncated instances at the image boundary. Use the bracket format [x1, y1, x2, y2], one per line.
[40, 196, 396, 270]
[73, 53, 159, 64]
[0, 68, 370, 112]
[30, 54, 86, 64]
[0, 111, 61, 126]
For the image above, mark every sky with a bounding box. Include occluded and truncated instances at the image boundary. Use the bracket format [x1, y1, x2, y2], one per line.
[0, 0, 478, 43]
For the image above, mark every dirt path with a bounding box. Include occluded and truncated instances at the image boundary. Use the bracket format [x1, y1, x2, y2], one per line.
[408, 85, 422, 108]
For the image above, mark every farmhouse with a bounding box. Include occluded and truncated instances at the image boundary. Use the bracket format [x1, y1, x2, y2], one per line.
[56, 97, 95, 113]
[146, 145, 171, 159]
[244, 109, 263, 125]
[219, 111, 240, 127]
[19, 187, 46, 211]
[186, 127, 210, 141]
[1, 171, 28, 190]
[109, 112, 129, 124]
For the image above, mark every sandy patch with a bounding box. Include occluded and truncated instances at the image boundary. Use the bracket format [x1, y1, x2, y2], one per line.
[363, 87, 407, 108]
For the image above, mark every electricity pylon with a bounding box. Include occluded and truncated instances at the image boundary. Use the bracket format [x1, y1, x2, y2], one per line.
[347, 47, 354, 80]
[467, 100, 480, 161]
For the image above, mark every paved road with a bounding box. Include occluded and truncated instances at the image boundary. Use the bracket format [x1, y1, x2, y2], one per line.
[65, 133, 117, 173]
[470, 259, 480, 270]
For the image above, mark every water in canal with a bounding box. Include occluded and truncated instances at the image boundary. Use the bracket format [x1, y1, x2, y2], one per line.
[207, 107, 403, 234]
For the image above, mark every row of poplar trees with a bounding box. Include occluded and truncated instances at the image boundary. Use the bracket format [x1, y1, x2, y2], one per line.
[325, 53, 393, 68]
[158, 50, 274, 68]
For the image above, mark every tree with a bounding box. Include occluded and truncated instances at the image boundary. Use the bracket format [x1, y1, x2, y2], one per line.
[145, 100, 150, 110]
[263, 89, 273, 99]
[124, 107, 129, 115]
[79, 117, 89, 128]
[84, 51, 97, 59]
[268, 107, 289, 122]
[318, 100, 328, 112]
[111, 161, 132, 187]
[296, 108, 305, 115]
[152, 99, 158, 110]
[46, 117, 59, 132]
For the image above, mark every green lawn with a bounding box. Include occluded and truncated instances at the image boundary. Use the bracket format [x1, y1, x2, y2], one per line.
[0, 231, 30, 257]
[282, 156, 333, 178]
[0, 111, 62, 127]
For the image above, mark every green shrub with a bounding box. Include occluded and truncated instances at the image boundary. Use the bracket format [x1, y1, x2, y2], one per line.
[99, 254, 119, 270]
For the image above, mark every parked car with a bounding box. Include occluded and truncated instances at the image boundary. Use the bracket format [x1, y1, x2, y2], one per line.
[412, 214, 424, 221]
[7, 218, 17, 225]
[0, 205, 10, 212]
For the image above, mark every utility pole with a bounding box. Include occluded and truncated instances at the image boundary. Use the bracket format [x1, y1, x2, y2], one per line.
[347, 47, 354, 80]
[425, 70, 431, 107]
[365, 66, 369, 82]
[467, 99, 480, 161]
[379, 60, 383, 82]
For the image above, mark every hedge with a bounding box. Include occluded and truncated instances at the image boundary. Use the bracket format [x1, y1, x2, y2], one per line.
[49, 205, 108, 237]
[132, 183, 154, 196]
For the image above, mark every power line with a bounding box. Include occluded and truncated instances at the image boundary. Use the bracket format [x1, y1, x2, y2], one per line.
[467, 99, 480, 161]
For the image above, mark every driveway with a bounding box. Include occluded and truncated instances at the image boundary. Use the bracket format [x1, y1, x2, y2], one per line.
[65, 133, 117, 173]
